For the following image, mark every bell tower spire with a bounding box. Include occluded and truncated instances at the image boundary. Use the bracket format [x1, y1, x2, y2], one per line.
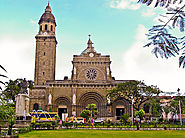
[34, 3, 57, 85]
[87, 34, 93, 48]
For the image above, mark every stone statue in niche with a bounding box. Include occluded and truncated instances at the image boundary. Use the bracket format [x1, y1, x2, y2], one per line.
[107, 67, 110, 75]
[107, 96, 110, 105]
[74, 67, 76, 74]
[73, 93, 76, 105]
[48, 93, 52, 105]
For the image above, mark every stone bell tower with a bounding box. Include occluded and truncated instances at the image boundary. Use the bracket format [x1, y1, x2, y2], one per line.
[34, 3, 57, 85]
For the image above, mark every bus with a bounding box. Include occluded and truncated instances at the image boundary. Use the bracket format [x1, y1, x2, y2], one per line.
[30, 111, 58, 121]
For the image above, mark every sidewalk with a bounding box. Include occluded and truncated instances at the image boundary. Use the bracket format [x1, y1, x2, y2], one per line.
[62, 127, 185, 130]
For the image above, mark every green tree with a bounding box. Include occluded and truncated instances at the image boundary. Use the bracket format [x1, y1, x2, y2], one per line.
[107, 80, 161, 111]
[88, 104, 97, 117]
[0, 97, 16, 136]
[171, 96, 185, 117]
[1, 78, 33, 103]
[151, 97, 162, 117]
[120, 113, 129, 125]
[163, 105, 171, 120]
[80, 109, 91, 121]
[7, 107, 16, 135]
[134, 109, 145, 124]
[138, 0, 185, 68]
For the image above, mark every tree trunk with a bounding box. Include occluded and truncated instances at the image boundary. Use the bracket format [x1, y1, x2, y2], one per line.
[8, 124, 12, 135]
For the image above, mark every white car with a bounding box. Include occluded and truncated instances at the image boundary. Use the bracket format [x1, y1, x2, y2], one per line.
[94, 118, 104, 123]
[77, 118, 84, 123]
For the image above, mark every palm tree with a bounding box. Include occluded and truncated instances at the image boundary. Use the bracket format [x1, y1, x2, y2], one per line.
[88, 104, 97, 117]
[163, 105, 170, 121]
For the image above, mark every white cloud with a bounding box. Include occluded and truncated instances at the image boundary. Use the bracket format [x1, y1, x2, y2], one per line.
[110, 0, 140, 10]
[0, 35, 35, 83]
[30, 19, 37, 25]
[142, 8, 155, 17]
[113, 24, 185, 94]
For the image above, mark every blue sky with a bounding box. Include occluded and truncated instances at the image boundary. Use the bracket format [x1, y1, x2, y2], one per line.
[0, 0, 185, 94]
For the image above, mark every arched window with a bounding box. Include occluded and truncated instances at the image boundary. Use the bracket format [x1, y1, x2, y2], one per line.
[40, 25, 42, 31]
[51, 25, 53, 31]
[45, 24, 48, 30]
[33, 103, 39, 111]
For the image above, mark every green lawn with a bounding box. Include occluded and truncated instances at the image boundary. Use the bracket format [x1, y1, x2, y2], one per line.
[19, 129, 185, 138]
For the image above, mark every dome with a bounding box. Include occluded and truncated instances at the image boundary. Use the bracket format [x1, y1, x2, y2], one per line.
[38, 3, 56, 26]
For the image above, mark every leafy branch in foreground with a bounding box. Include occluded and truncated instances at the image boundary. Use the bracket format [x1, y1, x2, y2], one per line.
[138, 0, 183, 8]
[138, 0, 185, 68]
[0, 65, 8, 90]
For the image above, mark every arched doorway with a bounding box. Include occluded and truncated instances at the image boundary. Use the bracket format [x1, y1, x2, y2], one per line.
[33, 103, 39, 111]
[55, 97, 71, 120]
[78, 92, 106, 117]
[112, 98, 130, 120]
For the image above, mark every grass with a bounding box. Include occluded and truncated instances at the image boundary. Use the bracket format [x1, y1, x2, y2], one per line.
[19, 129, 185, 138]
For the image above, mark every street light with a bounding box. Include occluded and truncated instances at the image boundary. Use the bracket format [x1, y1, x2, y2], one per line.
[179, 100, 182, 126]
[177, 88, 182, 126]
[131, 95, 134, 125]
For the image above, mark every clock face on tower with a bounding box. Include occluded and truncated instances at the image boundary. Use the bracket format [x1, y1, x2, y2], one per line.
[86, 69, 97, 80]
[43, 32, 48, 35]
[89, 53, 94, 57]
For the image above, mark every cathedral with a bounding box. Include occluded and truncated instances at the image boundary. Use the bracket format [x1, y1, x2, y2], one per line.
[29, 3, 131, 121]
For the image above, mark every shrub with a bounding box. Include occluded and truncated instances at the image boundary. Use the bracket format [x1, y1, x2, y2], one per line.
[18, 126, 31, 134]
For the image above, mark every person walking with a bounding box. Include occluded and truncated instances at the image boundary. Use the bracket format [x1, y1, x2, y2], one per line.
[91, 117, 94, 127]
[66, 117, 68, 122]
[75, 116, 77, 127]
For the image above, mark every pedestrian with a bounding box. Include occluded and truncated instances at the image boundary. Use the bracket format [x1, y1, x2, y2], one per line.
[91, 117, 94, 127]
[59, 119, 62, 128]
[75, 116, 77, 127]
[71, 116, 74, 123]
[66, 117, 68, 122]
[71, 116, 74, 127]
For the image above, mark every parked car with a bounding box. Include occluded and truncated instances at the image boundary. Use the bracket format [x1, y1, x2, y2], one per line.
[77, 118, 84, 123]
[94, 118, 104, 123]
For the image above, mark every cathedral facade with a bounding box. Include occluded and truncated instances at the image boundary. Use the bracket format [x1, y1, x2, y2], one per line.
[29, 4, 131, 120]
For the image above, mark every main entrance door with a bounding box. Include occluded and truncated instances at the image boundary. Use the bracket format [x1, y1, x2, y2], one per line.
[58, 105, 67, 120]
[116, 105, 125, 120]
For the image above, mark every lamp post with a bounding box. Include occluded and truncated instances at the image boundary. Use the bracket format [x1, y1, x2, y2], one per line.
[120, 109, 122, 120]
[177, 88, 182, 126]
[131, 95, 134, 125]
[179, 100, 182, 126]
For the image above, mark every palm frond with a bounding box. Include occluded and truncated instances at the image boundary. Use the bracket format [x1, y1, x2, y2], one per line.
[179, 52, 185, 68]
[0, 65, 7, 72]
[145, 25, 179, 58]
[138, 0, 183, 8]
